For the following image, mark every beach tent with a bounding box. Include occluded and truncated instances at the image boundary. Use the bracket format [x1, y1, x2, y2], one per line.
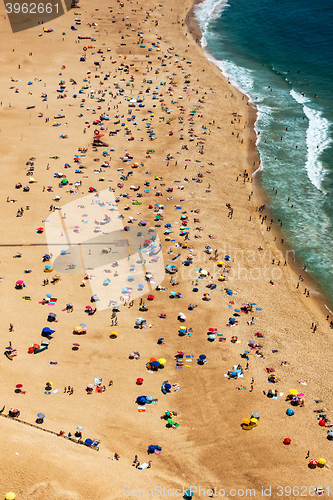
[47, 312, 57, 322]
[41, 327, 55, 338]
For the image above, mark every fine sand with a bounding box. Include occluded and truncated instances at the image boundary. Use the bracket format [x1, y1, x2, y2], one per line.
[0, 0, 332, 499]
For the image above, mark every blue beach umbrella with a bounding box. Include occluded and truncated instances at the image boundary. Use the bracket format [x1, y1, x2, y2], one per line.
[37, 413, 45, 419]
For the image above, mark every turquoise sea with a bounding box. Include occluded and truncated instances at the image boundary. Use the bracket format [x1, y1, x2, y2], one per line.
[195, 0, 333, 304]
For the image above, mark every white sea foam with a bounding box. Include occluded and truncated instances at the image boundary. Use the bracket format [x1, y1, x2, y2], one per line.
[194, 0, 229, 47]
[303, 105, 332, 191]
[290, 88, 310, 105]
[290, 89, 332, 191]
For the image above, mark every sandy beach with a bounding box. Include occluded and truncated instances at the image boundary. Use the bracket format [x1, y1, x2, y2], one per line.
[0, 0, 333, 499]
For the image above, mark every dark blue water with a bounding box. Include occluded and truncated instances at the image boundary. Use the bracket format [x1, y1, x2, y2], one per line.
[195, 0, 333, 304]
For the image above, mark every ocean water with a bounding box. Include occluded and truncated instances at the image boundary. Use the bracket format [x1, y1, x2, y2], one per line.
[195, 0, 333, 304]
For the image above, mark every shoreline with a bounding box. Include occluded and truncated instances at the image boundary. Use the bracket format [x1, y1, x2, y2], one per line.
[186, 0, 333, 326]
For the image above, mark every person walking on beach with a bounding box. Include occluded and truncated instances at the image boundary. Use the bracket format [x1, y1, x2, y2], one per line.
[9, 323, 14, 332]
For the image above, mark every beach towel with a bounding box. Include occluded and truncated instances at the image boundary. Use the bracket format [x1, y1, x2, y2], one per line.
[138, 406, 146, 412]
[138, 463, 149, 469]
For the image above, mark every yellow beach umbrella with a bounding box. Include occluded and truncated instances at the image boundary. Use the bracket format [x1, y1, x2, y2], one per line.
[158, 358, 166, 365]
[318, 458, 327, 466]
[5, 493, 16, 500]
[217, 261, 224, 267]
[289, 389, 298, 395]
[110, 331, 118, 336]
[250, 418, 258, 425]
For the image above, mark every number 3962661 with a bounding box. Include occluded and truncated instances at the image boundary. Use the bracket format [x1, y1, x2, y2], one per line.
[6, 3, 59, 14]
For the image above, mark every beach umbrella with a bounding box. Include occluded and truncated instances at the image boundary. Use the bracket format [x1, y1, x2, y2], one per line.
[200, 270, 208, 275]
[37, 413, 45, 419]
[85, 438, 93, 445]
[147, 294, 154, 300]
[289, 389, 298, 395]
[16, 384, 23, 388]
[33, 344, 40, 350]
[318, 458, 327, 465]
[327, 431, 333, 440]
[286, 408, 294, 416]
[208, 334, 216, 340]
[136, 378, 144, 385]
[37, 227, 44, 233]
[46, 293, 52, 298]
[151, 360, 160, 368]
[250, 418, 258, 425]
[5, 493, 16, 500]
[242, 419, 250, 425]
[319, 419, 326, 426]
[164, 383, 171, 391]
[179, 328, 186, 333]
[77, 426, 83, 431]
[283, 438, 291, 445]
[158, 358, 166, 365]
[87, 384, 94, 389]
[199, 354, 206, 360]
[251, 412, 260, 419]
[309, 459, 318, 466]
[16, 280, 24, 285]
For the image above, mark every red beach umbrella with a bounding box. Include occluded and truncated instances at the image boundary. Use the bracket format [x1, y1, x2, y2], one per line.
[136, 378, 144, 385]
[283, 438, 291, 445]
[16, 384, 23, 388]
[147, 294, 154, 300]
